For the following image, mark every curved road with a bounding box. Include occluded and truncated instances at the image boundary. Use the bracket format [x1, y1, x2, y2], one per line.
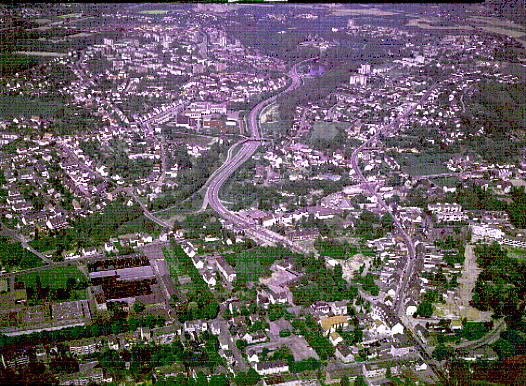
[204, 59, 316, 254]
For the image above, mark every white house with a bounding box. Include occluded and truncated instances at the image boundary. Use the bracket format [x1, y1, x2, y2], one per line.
[255, 360, 289, 376]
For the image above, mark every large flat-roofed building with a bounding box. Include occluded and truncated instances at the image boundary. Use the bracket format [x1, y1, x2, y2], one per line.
[51, 300, 91, 321]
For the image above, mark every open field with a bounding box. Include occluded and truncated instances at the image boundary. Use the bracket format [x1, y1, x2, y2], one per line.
[398, 152, 452, 177]
[310, 121, 342, 142]
[248, 335, 320, 361]
[505, 245, 526, 260]
[469, 16, 526, 30]
[0, 95, 64, 119]
[402, 162, 450, 177]
[329, 7, 399, 16]
[162, 246, 186, 281]
[479, 26, 525, 39]
[260, 104, 280, 124]
[17, 265, 86, 289]
[432, 176, 460, 187]
[406, 17, 473, 31]
[29, 236, 58, 254]
[139, 10, 169, 15]
[437, 244, 493, 322]
[226, 249, 267, 283]
[15, 51, 66, 58]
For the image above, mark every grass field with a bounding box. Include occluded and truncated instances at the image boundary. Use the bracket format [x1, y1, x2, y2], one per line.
[0, 95, 64, 120]
[0, 236, 43, 270]
[223, 246, 292, 283]
[433, 176, 460, 187]
[330, 7, 399, 16]
[402, 163, 450, 177]
[29, 236, 58, 254]
[231, 254, 263, 283]
[139, 10, 169, 15]
[17, 265, 86, 289]
[310, 121, 345, 142]
[398, 152, 452, 177]
[479, 27, 526, 39]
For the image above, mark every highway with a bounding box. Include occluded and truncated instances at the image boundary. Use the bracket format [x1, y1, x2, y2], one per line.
[204, 59, 315, 254]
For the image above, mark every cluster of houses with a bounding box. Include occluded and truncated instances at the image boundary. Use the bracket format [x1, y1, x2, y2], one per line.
[182, 241, 237, 288]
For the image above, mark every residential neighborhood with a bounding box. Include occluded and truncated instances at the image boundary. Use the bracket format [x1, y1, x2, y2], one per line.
[1, 2, 526, 386]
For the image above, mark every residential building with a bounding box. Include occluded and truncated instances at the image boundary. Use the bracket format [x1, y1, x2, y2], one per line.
[255, 360, 289, 376]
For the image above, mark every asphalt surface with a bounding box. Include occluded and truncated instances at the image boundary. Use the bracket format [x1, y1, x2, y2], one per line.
[203, 59, 316, 254]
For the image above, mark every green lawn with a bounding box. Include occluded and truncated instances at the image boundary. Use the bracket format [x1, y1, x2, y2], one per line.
[227, 252, 265, 283]
[316, 243, 357, 259]
[315, 240, 375, 259]
[310, 122, 342, 142]
[433, 176, 460, 187]
[401, 163, 450, 177]
[460, 321, 490, 341]
[224, 245, 297, 283]
[17, 265, 86, 289]
[139, 10, 168, 15]
[396, 152, 453, 177]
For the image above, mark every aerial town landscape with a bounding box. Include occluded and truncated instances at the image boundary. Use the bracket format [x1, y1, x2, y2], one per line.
[0, 2, 526, 385]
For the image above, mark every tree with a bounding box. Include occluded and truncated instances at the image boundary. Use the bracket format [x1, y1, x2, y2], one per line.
[279, 329, 291, 338]
[355, 375, 367, 386]
[433, 344, 455, 361]
[132, 300, 145, 313]
[415, 301, 434, 318]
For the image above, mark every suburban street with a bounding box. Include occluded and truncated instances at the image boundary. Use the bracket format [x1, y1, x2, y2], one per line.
[349, 84, 445, 381]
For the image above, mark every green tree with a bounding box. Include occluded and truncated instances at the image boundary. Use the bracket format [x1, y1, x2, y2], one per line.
[415, 301, 434, 318]
[433, 344, 455, 361]
[132, 300, 145, 313]
[354, 375, 367, 386]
